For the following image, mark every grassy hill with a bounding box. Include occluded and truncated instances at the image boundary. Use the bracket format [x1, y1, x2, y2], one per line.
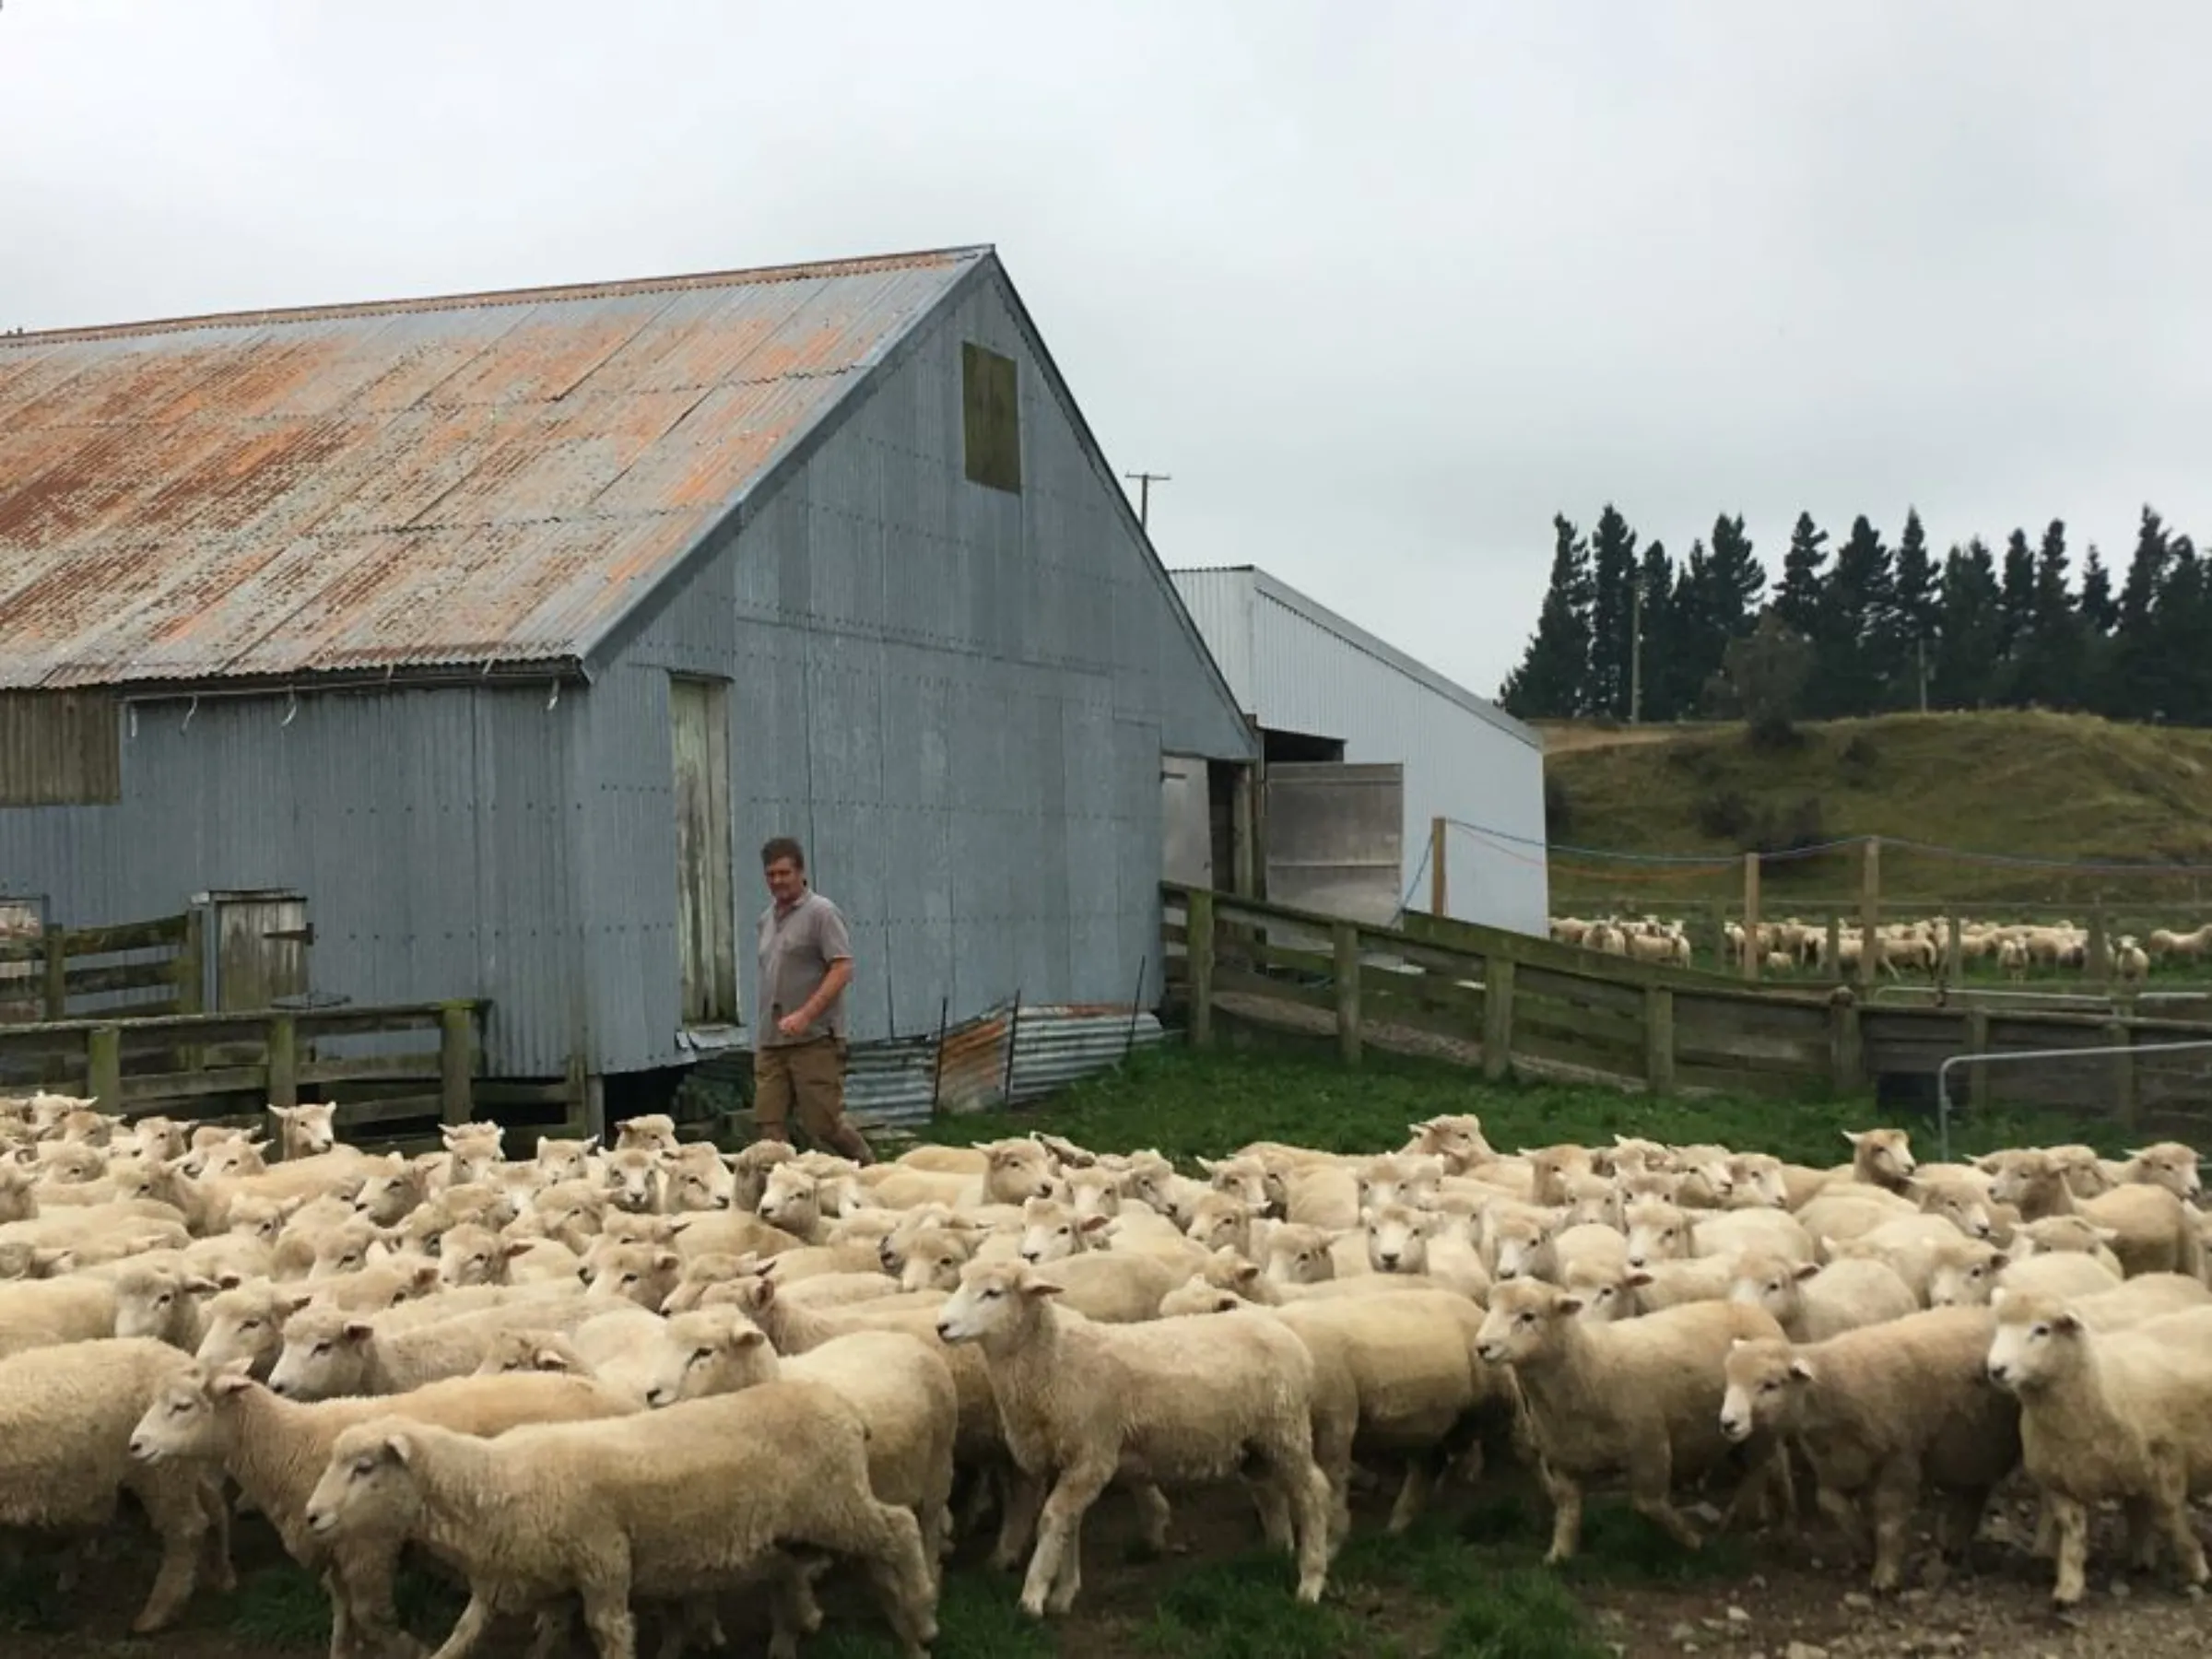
[1537, 711, 2212, 909]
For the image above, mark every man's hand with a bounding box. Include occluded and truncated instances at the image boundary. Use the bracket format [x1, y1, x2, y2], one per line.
[776, 1010, 811, 1040]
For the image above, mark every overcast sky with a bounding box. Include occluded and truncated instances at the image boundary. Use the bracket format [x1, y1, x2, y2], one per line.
[5, 1, 2208, 698]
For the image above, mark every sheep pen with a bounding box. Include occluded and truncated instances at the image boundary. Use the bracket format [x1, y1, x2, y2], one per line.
[2, 1045, 2211, 1659]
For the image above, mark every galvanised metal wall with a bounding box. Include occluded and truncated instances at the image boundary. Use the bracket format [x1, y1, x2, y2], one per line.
[1171, 566, 1552, 936]
[585, 268, 1249, 1072]
[0, 684, 586, 1075]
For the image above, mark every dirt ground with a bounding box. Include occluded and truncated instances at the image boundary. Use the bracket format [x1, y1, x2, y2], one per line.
[8, 1477, 2210, 1659]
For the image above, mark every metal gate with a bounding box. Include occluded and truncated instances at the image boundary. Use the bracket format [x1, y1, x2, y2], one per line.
[1263, 761, 1405, 925]
[201, 888, 312, 1011]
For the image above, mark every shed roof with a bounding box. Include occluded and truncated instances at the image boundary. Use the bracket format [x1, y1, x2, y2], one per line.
[0, 247, 989, 692]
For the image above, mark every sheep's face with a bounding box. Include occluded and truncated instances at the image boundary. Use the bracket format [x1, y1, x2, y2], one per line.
[1262, 1226, 1335, 1286]
[535, 1137, 597, 1182]
[586, 1244, 680, 1310]
[437, 1226, 504, 1288]
[936, 1260, 1060, 1344]
[600, 1150, 665, 1217]
[1017, 1199, 1092, 1265]
[195, 1287, 308, 1373]
[306, 1426, 420, 1541]
[274, 1104, 339, 1157]
[1159, 1279, 1241, 1317]
[1559, 1177, 1623, 1230]
[756, 1166, 818, 1233]
[1408, 1114, 1492, 1173]
[1123, 1155, 1188, 1224]
[1623, 1203, 1691, 1270]
[1983, 1153, 2054, 1210]
[616, 1115, 679, 1156]
[2128, 1143, 2203, 1204]
[37, 1143, 104, 1183]
[114, 1265, 212, 1340]
[1473, 1279, 1578, 1366]
[227, 1197, 288, 1246]
[1726, 1156, 1790, 1211]
[1908, 1177, 1993, 1237]
[1182, 1194, 1252, 1257]
[1064, 1170, 1123, 1222]
[199, 1139, 268, 1181]
[1364, 1206, 1431, 1276]
[310, 1222, 381, 1280]
[900, 1229, 975, 1293]
[1527, 1146, 1594, 1206]
[1357, 1154, 1442, 1218]
[639, 1309, 772, 1408]
[662, 1254, 752, 1315]
[1561, 1262, 1629, 1323]
[128, 1363, 247, 1462]
[663, 1151, 735, 1213]
[473, 1331, 577, 1378]
[1719, 1338, 1808, 1441]
[354, 1159, 425, 1228]
[1196, 1155, 1272, 1209]
[1927, 1244, 2005, 1309]
[1726, 1257, 1816, 1324]
[268, 1311, 374, 1400]
[981, 1140, 1061, 1206]
[1676, 1155, 1735, 1207]
[877, 1204, 952, 1273]
[1487, 1214, 1547, 1282]
[1984, 1296, 2082, 1393]
[1847, 1128, 1916, 1189]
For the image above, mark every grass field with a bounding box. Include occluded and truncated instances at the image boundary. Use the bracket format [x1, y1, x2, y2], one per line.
[1540, 710, 2212, 910]
[2, 1041, 2152, 1659]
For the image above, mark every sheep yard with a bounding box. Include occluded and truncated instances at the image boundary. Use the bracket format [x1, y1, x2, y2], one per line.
[5, 1045, 2212, 1659]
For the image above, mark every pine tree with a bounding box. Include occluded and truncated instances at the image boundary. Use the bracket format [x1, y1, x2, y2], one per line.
[1774, 512, 1830, 639]
[1931, 539, 2002, 709]
[1586, 504, 1641, 720]
[2110, 507, 2171, 721]
[1811, 514, 1894, 717]
[2077, 545, 2118, 714]
[1994, 529, 2037, 704]
[1705, 513, 1765, 639]
[2015, 519, 2081, 708]
[1633, 540, 1686, 722]
[2153, 537, 2208, 724]
[1498, 514, 1595, 719]
[1889, 509, 1939, 712]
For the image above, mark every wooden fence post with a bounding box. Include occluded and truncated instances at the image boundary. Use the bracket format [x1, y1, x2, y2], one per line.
[266, 1015, 299, 1113]
[2088, 904, 2111, 986]
[42, 929, 67, 1020]
[175, 909, 206, 1016]
[1829, 997, 1864, 1094]
[1965, 1008, 1992, 1111]
[1945, 913, 1964, 984]
[1187, 890, 1216, 1051]
[87, 1024, 121, 1109]
[1429, 818, 1448, 918]
[1857, 838, 1881, 989]
[2105, 1018, 2137, 1132]
[1825, 914, 1842, 982]
[1741, 853, 1761, 983]
[441, 1002, 477, 1124]
[1708, 900, 1728, 973]
[1332, 924, 1363, 1065]
[1643, 984, 1676, 1095]
[1482, 959, 1514, 1082]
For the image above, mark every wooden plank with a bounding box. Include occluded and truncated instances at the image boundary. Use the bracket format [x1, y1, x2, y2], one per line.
[63, 961, 177, 998]
[1188, 890, 1215, 1050]
[42, 934, 66, 1019]
[1217, 935, 1334, 977]
[1361, 969, 1486, 1020]
[1211, 962, 1335, 1014]
[1672, 1041, 1828, 1078]
[1512, 1024, 1642, 1080]
[297, 1055, 441, 1086]
[470, 1080, 577, 1107]
[1334, 924, 1362, 1065]
[1349, 994, 1485, 1045]
[66, 916, 190, 955]
[267, 1015, 298, 1112]
[441, 1002, 476, 1125]
[1516, 964, 1647, 1018]
[1645, 985, 1675, 1095]
[87, 1025, 121, 1108]
[1512, 993, 1646, 1052]
[117, 1065, 270, 1102]
[1483, 960, 1514, 1082]
[335, 1094, 448, 1128]
[1673, 994, 1838, 1048]
[1675, 1058, 1805, 1099]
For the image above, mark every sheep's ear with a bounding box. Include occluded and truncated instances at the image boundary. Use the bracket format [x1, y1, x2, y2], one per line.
[268, 1104, 298, 1122]
[182, 1274, 223, 1297]
[407, 1264, 441, 1292]
[730, 1326, 768, 1351]
[340, 1319, 376, 1344]
[1786, 1357, 1816, 1383]
[1232, 1261, 1261, 1286]
[1020, 1276, 1065, 1300]
[217, 1271, 246, 1291]
[1552, 1294, 1586, 1318]
[2052, 1312, 2083, 1335]
[1989, 1250, 2011, 1271]
[209, 1362, 255, 1398]
[1624, 1269, 1654, 1289]
[1077, 1215, 1112, 1236]
[1841, 1130, 1864, 1147]
[1792, 1262, 1821, 1283]
[531, 1347, 573, 1372]
[652, 1250, 679, 1274]
[382, 1430, 417, 1467]
[2093, 1226, 2122, 1245]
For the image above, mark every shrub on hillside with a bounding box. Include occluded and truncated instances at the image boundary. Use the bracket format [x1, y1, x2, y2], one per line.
[1544, 772, 1574, 841]
[1693, 790, 1826, 857]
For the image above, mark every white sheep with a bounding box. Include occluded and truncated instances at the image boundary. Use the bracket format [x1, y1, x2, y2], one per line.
[302, 1381, 938, 1658]
[1473, 1276, 1786, 1561]
[935, 1257, 1333, 1617]
[1720, 1306, 2021, 1591]
[267, 1295, 609, 1399]
[1983, 1149, 2205, 1280]
[1925, 1238, 2121, 1309]
[1985, 1292, 2212, 1606]
[1727, 1250, 1917, 1342]
[267, 1102, 339, 1160]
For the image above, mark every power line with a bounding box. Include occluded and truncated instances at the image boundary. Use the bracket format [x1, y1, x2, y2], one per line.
[1123, 471, 1171, 531]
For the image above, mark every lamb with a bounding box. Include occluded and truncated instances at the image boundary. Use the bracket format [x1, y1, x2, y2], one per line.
[1473, 1277, 1787, 1561]
[629, 1308, 960, 1572]
[1720, 1307, 2021, 1590]
[1625, 1199, 1815, 1270]
[614, 1112, 679, 1154]
[0, 1273, 120, 1356]
[1984, 1293, 2212, 1606]
[268, 1102, 339, 1160]
[663, 1206, 804, 1263]
[1359, 1203, 1495, 1300]
[935, 1258, 1333, 1616]
[301, 1382, 938, 1658]
[1926, 1238, 2121, 1309]
[267, 1295, 612, 1399]
[1822, 1214, 1977, 1303]
[2012, 1214, 2127, 1277]
[0, 1337, 233, 1632]
[112, 1259, 224, 1350]
[1983, 1149, 2204, 1279]
[128, 1359, 639, 1659]
[1728, 1251, 1917, 1343]
[860, 1137, 1063, 1212]
[900, 1224, 1178, 1321]
[600, 1147, 665, 1216]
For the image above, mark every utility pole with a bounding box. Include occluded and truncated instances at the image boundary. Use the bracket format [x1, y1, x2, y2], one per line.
[1124, 471, 1171, 531]
[1629, 575, 1644, 724]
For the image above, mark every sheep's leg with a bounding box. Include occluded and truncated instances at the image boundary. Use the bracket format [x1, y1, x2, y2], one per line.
[1866, 1460, 1920, 1593]
[1247, 1476, 1294, 1552]
[2153, 1471, 2208, 1590]
[575, 1578, 638, 1659]
[1930, 1486, 1992, 1583]
[1537, 1460, 1585, 1565]
[1132, 1481, 1177, 1554]
[1019, 1461, 1112, 1618]
[797, 1496, 937, 1654]
[198, 1476, 237, 1594]
[2047, 1495, 2092, 1608]
[129, 1470, 211, 1633]
[2029, 1492, 2057, 1558]
[2119, 1495, 2159, 1573]
[1386, 1455, 1436, 1535]
[990, 1465, 1046, 1571]
[423, 1593, 498, 1659]
[1277, 1453, 1334, 1604]
[1623, 1443, 1700, 1554]
[333, 1542, 420, 1659]
[762, 1555, 830, 1659]
[1815, 1485, 1871, 1563]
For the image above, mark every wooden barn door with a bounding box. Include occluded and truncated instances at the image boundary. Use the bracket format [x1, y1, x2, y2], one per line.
[669, 676, 737, 1030]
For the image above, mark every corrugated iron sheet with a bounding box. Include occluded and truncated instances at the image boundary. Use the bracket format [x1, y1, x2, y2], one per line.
[840, 1001, 1163, 1132]
[0, 248, 987, 691]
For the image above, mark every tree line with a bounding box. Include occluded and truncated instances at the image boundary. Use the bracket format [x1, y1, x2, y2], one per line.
[1497, 504, 2212, 727]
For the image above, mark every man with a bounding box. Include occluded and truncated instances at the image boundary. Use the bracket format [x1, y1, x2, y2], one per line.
[751, 836, 875, 1165]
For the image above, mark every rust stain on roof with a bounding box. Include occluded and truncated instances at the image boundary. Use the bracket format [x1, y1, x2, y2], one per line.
[0, 245, 988, 690]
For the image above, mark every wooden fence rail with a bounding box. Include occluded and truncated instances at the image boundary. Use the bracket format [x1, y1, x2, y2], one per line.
[0, 912, 203, 1024]
[1160, 883, 2212, 1141]
[0, 1000, 484, 1139]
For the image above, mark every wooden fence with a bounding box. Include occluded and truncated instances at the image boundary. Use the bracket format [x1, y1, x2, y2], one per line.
[0, 1001, 483, 1147]
[1161, 883, 2212, 1140]
[0, 912, 203, 1023]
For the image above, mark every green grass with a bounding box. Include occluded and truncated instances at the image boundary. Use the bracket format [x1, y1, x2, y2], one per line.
[1544, 709, 2212, 907]
[909, 1041, 2141, 1171]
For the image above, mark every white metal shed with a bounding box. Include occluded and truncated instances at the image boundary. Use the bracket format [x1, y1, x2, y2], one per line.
[1167, 565, 1549, 936]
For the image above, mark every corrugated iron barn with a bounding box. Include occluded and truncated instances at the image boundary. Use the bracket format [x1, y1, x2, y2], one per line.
[0, 244, 1253, 1121]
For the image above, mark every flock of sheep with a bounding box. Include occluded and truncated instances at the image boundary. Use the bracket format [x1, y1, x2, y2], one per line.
[1552, 912, 2212, 982]
[3, 1092, 2211, 1658]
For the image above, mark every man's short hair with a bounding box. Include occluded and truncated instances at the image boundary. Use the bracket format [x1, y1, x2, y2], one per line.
[760, 836, 806, 871]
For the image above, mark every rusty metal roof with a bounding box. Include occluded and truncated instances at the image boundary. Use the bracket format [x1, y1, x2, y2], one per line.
[0, 246, 990, 691]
